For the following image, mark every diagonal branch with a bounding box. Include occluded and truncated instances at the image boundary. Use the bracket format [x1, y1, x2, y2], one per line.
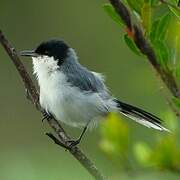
[0, 30, 105, 180]
[109, 0, 180, 99]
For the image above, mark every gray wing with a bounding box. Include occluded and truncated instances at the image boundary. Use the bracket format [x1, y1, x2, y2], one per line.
[60, 59, 109, 93]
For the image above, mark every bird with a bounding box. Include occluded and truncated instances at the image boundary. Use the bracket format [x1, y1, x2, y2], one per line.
[20, 39, 169, 147]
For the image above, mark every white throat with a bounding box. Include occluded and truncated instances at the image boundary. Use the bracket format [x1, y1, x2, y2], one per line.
[32, 55, 59, 80]
[32, 48, 77, 79]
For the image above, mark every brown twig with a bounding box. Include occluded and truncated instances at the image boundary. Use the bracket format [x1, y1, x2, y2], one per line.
[109, 0, 180, 99]
[0, 30, 105, 180]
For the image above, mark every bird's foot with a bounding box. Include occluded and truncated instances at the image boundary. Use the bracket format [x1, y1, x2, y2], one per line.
[66, 125, 88, 149]
[42, 111, 53, 122]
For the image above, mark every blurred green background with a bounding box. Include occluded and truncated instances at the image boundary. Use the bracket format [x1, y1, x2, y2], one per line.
[1, 0, 180, 179]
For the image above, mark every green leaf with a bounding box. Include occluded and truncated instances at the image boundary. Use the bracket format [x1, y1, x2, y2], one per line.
[172, 97, 180, 108]
[158, 14, 171, 40]
[126, 0, 144, 14]
[152, 40, 169, 68]
[103, 3, 124, 26]
[169, 0, 179, 6]
[150, 20, 159, 42]
[151, 136, 180, 169]
[150, 0, 159, 6]
[168, 5, 180, 21]
[161, 111, 177, 132]
[141, 1, 151, 34]
[170, 36, 179, 74]
[150, 13, 171, 42]
[172, 0, 179, 5]
[134, 142, 152, 166]
[174, 66, 180, 78]
[100, 113, 129, 156]
[150, 13, 171, 68]
[124, 34, 142, 56]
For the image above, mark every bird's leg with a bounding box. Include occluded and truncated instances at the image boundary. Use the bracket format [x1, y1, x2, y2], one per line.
[42, 111, 53, 122]
[67, 121, 90, 148]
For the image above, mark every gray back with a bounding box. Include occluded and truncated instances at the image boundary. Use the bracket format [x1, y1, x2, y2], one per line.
[60, 53, 109, 96]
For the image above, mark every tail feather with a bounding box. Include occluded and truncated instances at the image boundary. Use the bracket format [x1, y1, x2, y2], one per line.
[114, 99, 169, 132]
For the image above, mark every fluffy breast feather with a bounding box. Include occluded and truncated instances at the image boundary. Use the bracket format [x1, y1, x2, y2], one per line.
[39, 71, 111, 128]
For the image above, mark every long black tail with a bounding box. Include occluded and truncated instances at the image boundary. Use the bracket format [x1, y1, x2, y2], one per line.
[114, 99, 169, 132]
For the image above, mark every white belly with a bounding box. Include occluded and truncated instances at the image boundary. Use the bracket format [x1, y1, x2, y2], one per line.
[39, 72, 109, 128]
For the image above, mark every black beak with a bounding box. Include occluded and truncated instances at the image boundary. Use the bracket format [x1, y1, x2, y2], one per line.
[19, 50, 38, 57]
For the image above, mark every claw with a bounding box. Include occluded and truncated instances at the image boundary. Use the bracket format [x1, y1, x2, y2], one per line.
[42, 111, 53, 122]
[66, 139, 80, 149]
[65, 125, 88, 149]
